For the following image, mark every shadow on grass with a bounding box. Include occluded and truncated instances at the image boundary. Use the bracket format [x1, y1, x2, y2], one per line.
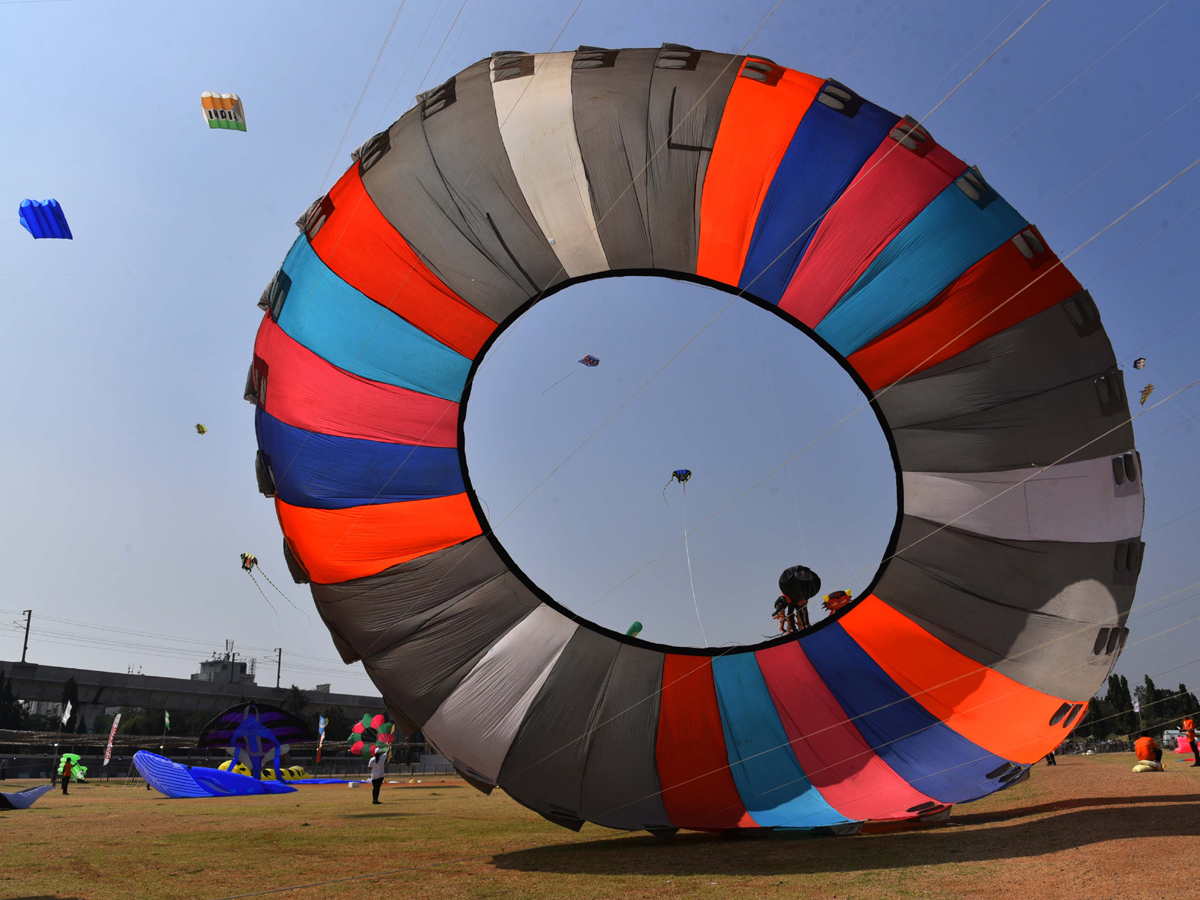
[340, 811, 414, 819]
[492, 794, 1200, 876]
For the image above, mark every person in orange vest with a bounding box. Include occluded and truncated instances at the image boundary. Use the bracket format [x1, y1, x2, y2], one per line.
[1183, 717, 1200, 767]
[1135, 732, 1163, 771]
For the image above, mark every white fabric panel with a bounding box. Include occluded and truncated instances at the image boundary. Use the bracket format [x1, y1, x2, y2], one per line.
[904, 457, 1144, 543]
[421, 604, 578, 784]
[491, 53, 609, 278]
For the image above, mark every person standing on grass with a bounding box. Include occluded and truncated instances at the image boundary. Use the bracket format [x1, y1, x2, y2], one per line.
[61, 756, 73, 795]
[1183, 717, 1200, 767]
[367, 747, 387, 805]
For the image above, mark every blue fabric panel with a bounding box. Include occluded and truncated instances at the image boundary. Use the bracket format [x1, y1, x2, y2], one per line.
[803, 624, 1011, 804]
[712, 653, 850, 828]
[815, 183, 1028, 355]
[19, 198, 73, 239]
[275, 237, 471, 401]
[256, 408, 463, 509]
[738, 95, 897, 304]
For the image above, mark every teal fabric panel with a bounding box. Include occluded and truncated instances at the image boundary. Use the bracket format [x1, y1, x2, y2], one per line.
[816, 183, 1027, 356]
[275, 237, 471, 401]
[712, 653, 850, 828]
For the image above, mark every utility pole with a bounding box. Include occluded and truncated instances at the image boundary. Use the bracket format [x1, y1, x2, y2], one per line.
[20, 610, 31, 663]
[274, 648, 283, 689]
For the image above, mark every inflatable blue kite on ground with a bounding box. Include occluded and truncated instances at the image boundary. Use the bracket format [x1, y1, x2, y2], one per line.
[198, 702, 314, 780]
[134, 750, 298, 798]
[19, 199, 72, 239]
[0, 784, 53, 810]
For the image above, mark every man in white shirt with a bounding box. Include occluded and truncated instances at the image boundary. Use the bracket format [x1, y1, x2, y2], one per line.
[367, 748, 387, 804]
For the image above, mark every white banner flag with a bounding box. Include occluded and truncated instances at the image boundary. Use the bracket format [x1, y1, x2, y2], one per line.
[103, 714, 121, 766]
[60, 701, 72, 725]
[1133, 697, 1141, 715]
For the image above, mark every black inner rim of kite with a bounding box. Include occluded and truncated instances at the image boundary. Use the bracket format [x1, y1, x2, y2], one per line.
[456, 269, 906, 656]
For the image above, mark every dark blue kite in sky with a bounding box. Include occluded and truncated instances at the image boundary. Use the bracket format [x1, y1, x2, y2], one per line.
[19, 199, 72, 239]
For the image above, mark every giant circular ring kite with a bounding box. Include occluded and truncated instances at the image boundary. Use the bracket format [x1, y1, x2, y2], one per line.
[248, 46, 1144, 833]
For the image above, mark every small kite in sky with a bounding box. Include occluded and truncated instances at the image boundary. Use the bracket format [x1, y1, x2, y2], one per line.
[663, 468, 692, 504]
[1133, 358, 1146, 370]
[1140, 384, 1155, 406]
[579, 355, 600, 367]
[19, 199, 72, 239]
[201, 92, 247, 131]
[195, 424, 208, 435]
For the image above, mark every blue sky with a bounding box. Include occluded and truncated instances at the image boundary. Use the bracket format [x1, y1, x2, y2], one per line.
[1, 0, 1198, 703]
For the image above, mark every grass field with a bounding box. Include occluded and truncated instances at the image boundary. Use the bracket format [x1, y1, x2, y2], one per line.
[3, 754, 1198, 900]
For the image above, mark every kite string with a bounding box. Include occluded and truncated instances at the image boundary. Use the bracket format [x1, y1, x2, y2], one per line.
[319, 1, 408, 191]
[975, 0, 1175, 162]
[577, 151, 1200, 618]
[256, 566, 312, 623]
[541, 368, 576, 395]
[680, 483, 708, 648]
[244, 572, 279, 619]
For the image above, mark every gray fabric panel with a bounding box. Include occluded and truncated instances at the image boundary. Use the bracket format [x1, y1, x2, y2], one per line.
[885, 295, 1134, 472]
[312, 536, 540, 727]
[876, 516, 1138, 701]
[580, 643, 672, 830]
[311, 536, 509, 658]
[421, 59, 564, 304]
[892, 372, 1134, 473]
[362, 573, 540, 727]
[572, 48, 657, 269]
[362, 61, 561, 323]
[902, 457, 1144, 543]
[644, 47, 742, 273]
[880, 297, 1119, 428]
[498, 627, 623, 825]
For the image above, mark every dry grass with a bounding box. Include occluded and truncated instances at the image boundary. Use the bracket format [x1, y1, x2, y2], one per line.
[2, 754, 1198, 900]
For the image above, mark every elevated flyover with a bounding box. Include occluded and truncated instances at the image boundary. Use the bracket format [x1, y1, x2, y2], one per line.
[1, 659, 382, 731]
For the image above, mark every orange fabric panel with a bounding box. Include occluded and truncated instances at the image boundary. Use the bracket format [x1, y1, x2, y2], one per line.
[656, 655, 755, 830]
[696, 63, 824, 286]
[276, 494, 481, 584]
[848, 227, 1081, 390]
[841, 596, 1071, 764]
[311, 167, 498, 359]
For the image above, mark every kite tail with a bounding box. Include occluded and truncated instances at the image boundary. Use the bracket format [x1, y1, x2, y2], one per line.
[663, 478, 673, 506]
[246, 571, 279, 618]
[258, 567, 312, 622]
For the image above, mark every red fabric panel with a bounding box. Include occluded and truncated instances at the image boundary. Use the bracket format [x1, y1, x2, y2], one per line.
[779, 136, 966, 326]
[656, 655, 755, 830]
[755, 641, 937, 821]
[848, 227, 1082, 389]
[696, 63, 824, 286]
[276, 494, 481, 584]
[843, 597, 1072, 764]
[311, 166, 498, 359]
[253, 316, 458, 448]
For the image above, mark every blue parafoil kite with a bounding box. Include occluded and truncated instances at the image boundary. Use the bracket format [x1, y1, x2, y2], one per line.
[246, 46, 1143, 835]
[19, 199, 72, 239]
